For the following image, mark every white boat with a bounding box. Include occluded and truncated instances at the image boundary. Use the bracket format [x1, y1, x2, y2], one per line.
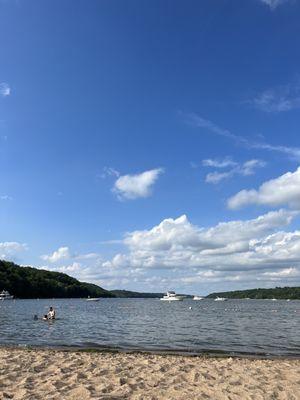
[214, 296, 227, 302]
[86, 297, 100, 302]
[193, 296, 204, 300]
[271, 298, 277, 301]
[160, 291, 184, 301]
[0, 290, 14, 300]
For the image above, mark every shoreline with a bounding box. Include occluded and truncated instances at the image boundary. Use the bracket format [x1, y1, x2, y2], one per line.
[1, 344, 300, 361]
[0, 347, 299, 399]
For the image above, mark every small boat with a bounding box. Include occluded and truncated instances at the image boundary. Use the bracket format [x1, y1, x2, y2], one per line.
[0, 290, 14, 300]
[271, 298, 277, 301]
[214, 296, 227, 302]
[193, 296, 204, 300]
[160, 291, 184, 301]
[86, 297, 100, 302]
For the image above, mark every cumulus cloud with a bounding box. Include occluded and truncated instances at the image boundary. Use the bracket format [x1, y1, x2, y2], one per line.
[0, 242, 27, 260]
[0, 82, 10, 97]
[185, 113, 300, 161]
[228, 166, 300, 210]
[41, 246, 71, 263]
[102, 210, 297, 273]
[258, 0, 292, 10]
[41, 246, 102, 264]
[204, 158, 266, 184]
[37, 210, 300, 292]
[36, 207, 300, 292]
[113, 168, 164, 200]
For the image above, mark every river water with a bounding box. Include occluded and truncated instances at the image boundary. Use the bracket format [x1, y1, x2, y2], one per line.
[0, 298, 299, 357]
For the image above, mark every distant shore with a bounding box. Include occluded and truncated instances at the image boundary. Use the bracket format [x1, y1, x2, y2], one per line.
[0, 347, 299, 400]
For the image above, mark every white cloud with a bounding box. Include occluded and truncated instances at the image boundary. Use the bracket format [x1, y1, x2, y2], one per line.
[262, 267, 299, 278]
[100, 166, 120, 179]
[113, 168, 164, 200]
[204, 158, 266, 184]
[0, 242, 27, 260]
[202, 158, 237, 168]
[252, 81, 300, 112]
[35, 208, 300, 293]
[41, 246, 71, 263]
[37, 210, 300, 292]
[206, 171, 233, 184]
[40, 246, 102, 264]
[228, 166, 300, 210]
[102, 210, 297, 272]
[259, 0, 292, 10]
[185, 113, 300, 161]
[0, 82, 10, 97]
[241, 159, 266, 175]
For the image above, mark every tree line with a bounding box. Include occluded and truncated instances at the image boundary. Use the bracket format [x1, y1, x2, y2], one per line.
[207, 287, 300, 300]
[0, 260, 113, 298]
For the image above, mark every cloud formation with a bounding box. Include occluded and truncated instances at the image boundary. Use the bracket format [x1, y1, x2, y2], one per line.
[38, 208, 300, 292]
[259, 0, 292, 10]
[0, 242, 27, 260]
[252, 81, 300, 112]
[0, 82, 10, 97]
[186, 113, 300, 161]
[99, 166, 120, 179]
[102, 209, 297, 272]
[204, 158, 266, 184]
[228, 166, 300, 210]
[41, 246, 101, 264]
[113, 168, 164, 200]
[202, 158, 237, 169]
[41, 246, 71, 263]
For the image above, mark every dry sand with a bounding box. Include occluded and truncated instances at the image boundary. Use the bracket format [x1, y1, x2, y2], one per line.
[0, 348, 299, 400]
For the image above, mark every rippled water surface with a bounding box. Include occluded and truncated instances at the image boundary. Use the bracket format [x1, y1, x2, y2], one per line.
[0, 298, 299, 357]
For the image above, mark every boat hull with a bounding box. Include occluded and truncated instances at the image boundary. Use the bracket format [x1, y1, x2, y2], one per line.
[160, 297, 184, 301]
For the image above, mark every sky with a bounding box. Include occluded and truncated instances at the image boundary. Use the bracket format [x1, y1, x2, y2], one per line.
[1, 0, 300, 295]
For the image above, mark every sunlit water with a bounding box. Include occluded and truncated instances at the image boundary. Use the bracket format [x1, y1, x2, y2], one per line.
[0, 298, 299, 357]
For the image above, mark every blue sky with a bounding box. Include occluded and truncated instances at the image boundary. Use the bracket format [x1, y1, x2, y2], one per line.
[1, 0, 300, 294]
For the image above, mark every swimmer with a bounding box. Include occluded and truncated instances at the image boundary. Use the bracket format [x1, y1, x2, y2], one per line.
[47, 306, 56, 320]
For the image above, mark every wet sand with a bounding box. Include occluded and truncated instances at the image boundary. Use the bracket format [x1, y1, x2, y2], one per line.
[0, 347, 299, 399]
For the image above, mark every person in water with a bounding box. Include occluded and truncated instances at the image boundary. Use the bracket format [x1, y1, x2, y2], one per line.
[47, 306, 56, 320]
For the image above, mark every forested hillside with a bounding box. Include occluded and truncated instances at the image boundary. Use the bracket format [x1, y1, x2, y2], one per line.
[207, 287, 300, 300]
[0, 260, 114, 298]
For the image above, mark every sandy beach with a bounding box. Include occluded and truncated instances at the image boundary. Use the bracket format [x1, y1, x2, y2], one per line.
[0, 348, 299, 400]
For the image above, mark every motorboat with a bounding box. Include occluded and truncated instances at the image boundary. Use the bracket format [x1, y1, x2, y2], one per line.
[86, 297, 100, 302]
[160, 291, 184, 301]
[193, 296, 204, 300]
[214, 296, 227, 302]
[0, 290, 14, 300]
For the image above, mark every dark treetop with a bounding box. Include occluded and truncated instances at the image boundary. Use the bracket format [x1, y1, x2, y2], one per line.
[207, 287, 300, 300]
